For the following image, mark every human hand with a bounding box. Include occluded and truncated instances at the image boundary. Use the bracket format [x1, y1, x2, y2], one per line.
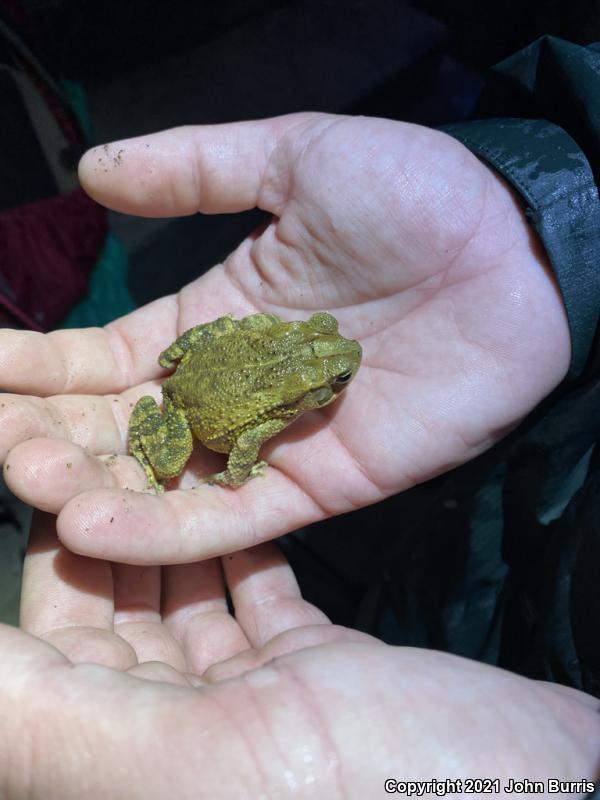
[3, 511, 597, 799]
[0, 113, 570, 563]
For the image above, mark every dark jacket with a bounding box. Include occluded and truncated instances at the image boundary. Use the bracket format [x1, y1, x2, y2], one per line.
[439, 37, 600, 696]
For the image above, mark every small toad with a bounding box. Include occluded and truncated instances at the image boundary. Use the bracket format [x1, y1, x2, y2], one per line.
[129, 312, 362, 491]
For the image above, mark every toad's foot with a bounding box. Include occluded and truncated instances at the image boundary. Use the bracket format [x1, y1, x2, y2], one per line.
[199, 418, 288, 486]
[197, 460, 268, 487]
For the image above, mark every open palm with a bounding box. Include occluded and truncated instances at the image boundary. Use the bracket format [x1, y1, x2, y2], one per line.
[1, 113, 569, 563]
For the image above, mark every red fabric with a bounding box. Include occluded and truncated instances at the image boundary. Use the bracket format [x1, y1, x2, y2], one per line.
[0, 188, 107, 330]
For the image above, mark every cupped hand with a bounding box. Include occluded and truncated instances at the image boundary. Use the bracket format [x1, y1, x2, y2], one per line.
[1, 113, 570, 563]
[2, 511, 597, 799]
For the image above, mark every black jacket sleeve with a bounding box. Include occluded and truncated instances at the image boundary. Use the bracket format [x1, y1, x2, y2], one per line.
[442, 36, 600, 378]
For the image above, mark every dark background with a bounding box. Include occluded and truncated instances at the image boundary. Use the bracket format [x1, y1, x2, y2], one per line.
[6, 0, 599, 304]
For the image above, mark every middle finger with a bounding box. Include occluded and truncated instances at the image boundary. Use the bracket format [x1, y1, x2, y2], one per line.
[4, 437, 148, 512]
[163, 559, 251, 675]
[112, 563, 187, 671]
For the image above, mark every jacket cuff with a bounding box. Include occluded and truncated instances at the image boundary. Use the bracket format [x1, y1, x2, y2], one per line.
[442, 117, 600, 379]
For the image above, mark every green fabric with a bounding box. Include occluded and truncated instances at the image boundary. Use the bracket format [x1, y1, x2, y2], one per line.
[58, 77, 135, 328]
[61, 233, 135, 328]
[60, 77, 93, 142]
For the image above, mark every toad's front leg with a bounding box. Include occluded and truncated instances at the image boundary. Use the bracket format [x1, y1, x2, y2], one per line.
[129, 395, 193, 492]
[201, 418, 289, 486]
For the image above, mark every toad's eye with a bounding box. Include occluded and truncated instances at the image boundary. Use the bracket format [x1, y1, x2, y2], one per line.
[333, 370, 353, 388]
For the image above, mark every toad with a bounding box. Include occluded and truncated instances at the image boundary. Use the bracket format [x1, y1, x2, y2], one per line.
[129, 312, 362, 491]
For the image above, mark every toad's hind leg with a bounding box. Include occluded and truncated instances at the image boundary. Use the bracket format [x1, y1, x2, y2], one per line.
[159, 315, 236, 368]
[129, 395, 193, 492]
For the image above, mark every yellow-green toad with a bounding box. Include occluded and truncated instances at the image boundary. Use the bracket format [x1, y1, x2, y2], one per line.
[129, 312, 362, 491]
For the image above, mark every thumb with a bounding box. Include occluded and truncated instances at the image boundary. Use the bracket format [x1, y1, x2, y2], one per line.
[78, 112, 322, 218]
